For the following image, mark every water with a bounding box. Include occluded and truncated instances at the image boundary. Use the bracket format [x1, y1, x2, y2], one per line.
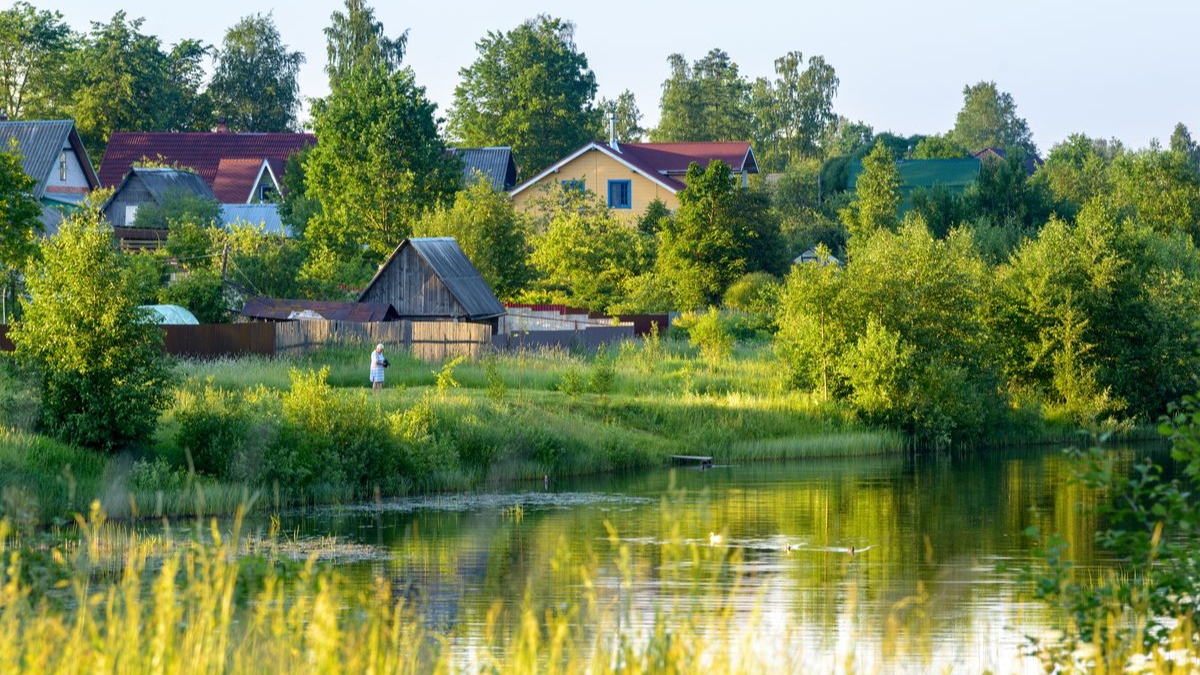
[255, 445, 1153, 672]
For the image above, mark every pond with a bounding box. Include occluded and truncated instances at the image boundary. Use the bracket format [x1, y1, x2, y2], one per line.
[233, 444, 1149, 673]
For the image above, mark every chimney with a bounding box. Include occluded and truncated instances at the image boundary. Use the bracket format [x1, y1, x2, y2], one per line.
[215, 119, 228, 133]
[608, 113, 619, 151]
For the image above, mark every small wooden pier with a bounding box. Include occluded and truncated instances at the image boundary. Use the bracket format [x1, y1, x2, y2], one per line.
[670, 455, 714, 468]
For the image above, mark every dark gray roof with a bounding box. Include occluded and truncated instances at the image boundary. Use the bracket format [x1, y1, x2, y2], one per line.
[359, 237, 506, 320]
[39, 204, 66, 236]
[0, 120, 97, 199]
[243, 297, 399, 322]
[127, 167, 215, 202]
[450, 147, 518, 191]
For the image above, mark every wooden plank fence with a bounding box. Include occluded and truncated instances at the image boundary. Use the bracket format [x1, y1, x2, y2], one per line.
[275, 319, 492, 361]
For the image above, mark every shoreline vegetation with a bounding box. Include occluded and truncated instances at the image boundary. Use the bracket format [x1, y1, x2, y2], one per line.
[0, 339, 1156, 527]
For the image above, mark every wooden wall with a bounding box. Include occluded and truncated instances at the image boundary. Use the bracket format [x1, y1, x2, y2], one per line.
[511, 148, 679, 216]
[103, 175, 152, 226]
[276, 319, 492, 362]
[361, 246, 468, 319]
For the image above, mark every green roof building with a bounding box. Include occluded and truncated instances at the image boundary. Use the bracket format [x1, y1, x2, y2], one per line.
[847, 157, 981, 206]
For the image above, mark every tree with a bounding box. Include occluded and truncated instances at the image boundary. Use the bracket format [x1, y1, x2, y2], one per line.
[653, 49, 752, 143]
[966, 149, 1053, 229]
[131, 188, 221, 231]
[209, 13, 304, 132]
[1031, 134, 1113, 218]
[839, 141, 900, 240]
[948, 81, 1036, 156]
[0, 142, 43, 322]
[597, 90, 644, 142]
[304, 62, 460, 262]
[1170, 122, 1200, 170]
[750, 51, 839, 168]
[0, 2, 75, 119]
[413, 178, 532, 300]
[529, 187, 650, 312]
[277, 145, 320, 237]
[1108, 147, 1200, 242]
[67, 12, 211, 156]
[11, 207, 171, 450]
[449, 15, 599, 177]
[912, 133, 970, 159]
[324, 0, 407, 89]
[656, 160, 786, 309]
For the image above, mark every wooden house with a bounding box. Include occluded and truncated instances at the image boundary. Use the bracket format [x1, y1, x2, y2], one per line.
[0, 119, 99, 234]
[358, 238, 506, 327]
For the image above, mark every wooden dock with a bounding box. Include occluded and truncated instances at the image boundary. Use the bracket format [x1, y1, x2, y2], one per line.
[670, 455, 714, 468]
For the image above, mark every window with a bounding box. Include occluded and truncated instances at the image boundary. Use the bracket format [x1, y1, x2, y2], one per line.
[124, 204, 140, 224]
[258, 184, 277, 202]
[607, 180, 632, 209]
[59, 151, 67, 181]
[560, 179, 584, 194]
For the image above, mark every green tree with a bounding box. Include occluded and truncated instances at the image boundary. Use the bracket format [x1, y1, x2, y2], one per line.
[776, 245, 845, 400]
[0, 142, 43, 322]
[750, 51, 839, 168]
[948, 81, 1036, 156]
[68, 12, 211, 156]
[413, 178, 532, 300]
[965, 148, 1053, 228]
[304, 62, 460, 261]
[1108, 147, 1200, 241]
[449, 15, 599, 177]
[656, 160, 786, 309]
[529, 188, 650, 312]
[839, 141, 900, 240]
[1031, 134, 1113, 219]
[277, 146, 320, 238]
[208, 13, 304, 132]
[11, 207, 171, 450]
[597, 89, 644, 142]
[653, 49, 752, 143]
[911, 133, 970, 159]
[1170, 122, 1200, 169]
[131, 188, 221, 230]
[218, 221, 308, 299]
[324, 0, 407, 89]
[0, 2, 75, 119]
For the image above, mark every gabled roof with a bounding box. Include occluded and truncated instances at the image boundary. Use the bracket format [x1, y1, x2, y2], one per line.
[509, 140, 758, 197]
[972, 147, 1044, 176]
[212, 158, 269, 202]
[359, 237, 506, 320]
[242, 297, 399, 322]
[98, 131, 315, 197]
[107, 167, 216, 206]
[0, 120, 98, 199]
[451, 147, 518, 191]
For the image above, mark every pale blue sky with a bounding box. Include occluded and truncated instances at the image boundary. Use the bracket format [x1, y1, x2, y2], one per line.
[34, 0, 1200, 151]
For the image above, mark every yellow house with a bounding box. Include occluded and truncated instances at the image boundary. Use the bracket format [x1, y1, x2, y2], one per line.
[509, 140, 759, 216]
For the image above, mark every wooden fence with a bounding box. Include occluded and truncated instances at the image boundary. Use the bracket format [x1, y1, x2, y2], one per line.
[0, 325, 10, 352]
[163, 323, 275, 358]
[275, 319, 492, 361]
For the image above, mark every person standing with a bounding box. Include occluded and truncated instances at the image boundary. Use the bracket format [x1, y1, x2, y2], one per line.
[370, 343, 386, 392]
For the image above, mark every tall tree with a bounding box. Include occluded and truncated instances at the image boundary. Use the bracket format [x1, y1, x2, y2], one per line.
[1170, 122, 1200, 170]
[324, 0, 407, 89]
[948, 81, 1036, 156]
[597, 89, 644, 143]
[840, 141, 900, 240]
[208, 13, 304, 132]
[67, 12, 211, 156]
[449, 15, 598, 177]
[0, 142, 43, 322]
[304, 62, 460, 262]
[751, 51, 839, 168]
[0, 2, 75, 119]
[653, 49, 751, 143]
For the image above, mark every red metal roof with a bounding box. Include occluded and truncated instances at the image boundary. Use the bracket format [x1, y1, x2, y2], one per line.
[98, 131, 315, 200]
[618, 141, 757, 179]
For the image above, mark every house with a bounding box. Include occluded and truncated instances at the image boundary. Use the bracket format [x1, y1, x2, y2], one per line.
[847, 157, 982, 204]
[97, 130, 315, 204]
[972, 147, 1043, 176]
[358, 238, 506, 327]
[450, 147, 518, 191]
[794, 247, 841, 266]
[509, 138, 759, 215]
[242, 297, 399, 323]
[0, 119, 99, 234]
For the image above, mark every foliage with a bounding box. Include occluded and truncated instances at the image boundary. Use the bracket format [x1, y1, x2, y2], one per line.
[722, 271, 781, 321]
[653, 49, 751, 143]
[656, 161, 786, 309]
[218, 221, 308, 299]
[911, 133, 970, 159]
[413, 178, 532, 300]
[159, 269, 226, 323]
[1108, 146, 1200, 242]
[119, 250, 169, 305]
[171, 383, 253, 476]
[0, 2, 75, 119]
[10, 208, 171, 451]
[750, 51, 839, 168]
[449, 15, 598, 177]
[909, 184, 969, 238]
[948, 80, 1036, 156]
[1031, 133, 1113, 219]
[130, 187, 221, 231]
[304, 60, 460, 262]
[276, 145, 320, 238]
[67, 12, 211, 156]
[0, 142, 43, 322]
[588, 344, 615, 395]
[529, 188, 651, 312]
[323, 0, 407, 89]
[964, 148, 1053, 229]
[839, 141, 899, 241]
[636, 198, 670, 237]
[683, 308, 735, 365]
[597, 89, 644, 142]
[208, 12, 304, 132]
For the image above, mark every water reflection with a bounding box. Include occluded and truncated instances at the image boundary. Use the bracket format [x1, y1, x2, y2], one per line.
[258, 445, 1157, 672]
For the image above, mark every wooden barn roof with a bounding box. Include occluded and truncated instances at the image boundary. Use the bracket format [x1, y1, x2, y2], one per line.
[359, 238, 506, 320]
[242, 297, 399, 322]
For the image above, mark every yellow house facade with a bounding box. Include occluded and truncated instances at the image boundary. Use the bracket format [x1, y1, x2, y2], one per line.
[510, 140, 758, 217]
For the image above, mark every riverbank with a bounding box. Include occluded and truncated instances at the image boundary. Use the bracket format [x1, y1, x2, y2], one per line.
[1, 340, 911, 524]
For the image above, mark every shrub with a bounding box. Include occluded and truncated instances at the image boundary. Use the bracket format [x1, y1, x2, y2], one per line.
[684, 308, 734, 365]
[722, 272, 781, 316]
[556, 369, 585, 399]
[588, 345, 615, 395]
[172, 384, 252, 476]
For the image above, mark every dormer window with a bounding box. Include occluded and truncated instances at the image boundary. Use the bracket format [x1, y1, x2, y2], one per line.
[59, 151, 67, 181]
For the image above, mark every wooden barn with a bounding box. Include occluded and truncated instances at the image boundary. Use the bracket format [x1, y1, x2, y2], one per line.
[358, 238, 506, 327]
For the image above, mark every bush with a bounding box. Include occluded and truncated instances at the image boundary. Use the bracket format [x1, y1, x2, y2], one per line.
[588, 345, 615, 395]
[722, 272, 781, 316]
[160, 271, 226, 324]
[172, 384, 253, 476]
[681, 308, 734, 364]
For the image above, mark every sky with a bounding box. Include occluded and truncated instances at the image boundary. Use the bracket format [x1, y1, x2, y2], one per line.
[36, 0, 1200, 152]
